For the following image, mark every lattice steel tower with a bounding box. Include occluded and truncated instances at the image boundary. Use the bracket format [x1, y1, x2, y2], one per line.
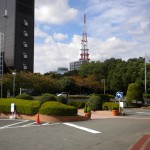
[80, 14, 90, 61]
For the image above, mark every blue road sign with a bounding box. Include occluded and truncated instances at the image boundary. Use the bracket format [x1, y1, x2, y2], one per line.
[116, 92, 123, 98]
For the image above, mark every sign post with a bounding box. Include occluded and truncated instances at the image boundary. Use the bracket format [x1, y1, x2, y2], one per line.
[116, 92, 123, 113]
[10, 103, 16, 119]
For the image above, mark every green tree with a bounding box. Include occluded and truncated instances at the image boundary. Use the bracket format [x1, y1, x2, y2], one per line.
[126, 82, 144, 105]
[59, 77, 76, 93]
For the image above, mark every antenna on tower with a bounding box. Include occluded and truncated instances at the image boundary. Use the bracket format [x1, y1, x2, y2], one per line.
[80, 14, 90, 61]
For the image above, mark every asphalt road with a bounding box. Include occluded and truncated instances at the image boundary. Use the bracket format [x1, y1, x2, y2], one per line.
[0, 112, 149, 150]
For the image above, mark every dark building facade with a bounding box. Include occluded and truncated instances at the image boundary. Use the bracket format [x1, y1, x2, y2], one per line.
[0, 0, 34, 72]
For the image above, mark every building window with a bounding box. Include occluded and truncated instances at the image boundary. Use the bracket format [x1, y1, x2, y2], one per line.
[23, 64, 27, 70]
[23, 31, 28, 37]
[23, 42, 28, 47]
[23, 53, 27, 58]
[24, 20, 28, 26]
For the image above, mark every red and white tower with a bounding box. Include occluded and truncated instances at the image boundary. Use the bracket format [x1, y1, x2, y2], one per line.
[80, 14, 90, 61]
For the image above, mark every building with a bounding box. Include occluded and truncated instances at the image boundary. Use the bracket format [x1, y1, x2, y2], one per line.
[0, 0, 34, 72]
[70, 60, 89, 71]
[70, 14, 90, 71]
[57, 67, 68, 74]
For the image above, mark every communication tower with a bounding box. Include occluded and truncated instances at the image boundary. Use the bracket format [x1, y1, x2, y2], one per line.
[80, 14, 90, 61]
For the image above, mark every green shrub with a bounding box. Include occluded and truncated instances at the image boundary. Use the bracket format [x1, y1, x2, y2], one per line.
[38, 93, 57, 103]
[0, 98, 41, 114]
[68, 101, 85, 109]
[87, 95, 103, 111]
[38, 101, 77, 116]
[126, 83, 144, 105]
[99, 94, 114, 102]
[56, 96, 68, 104]
[15, 93, 33, 100]
[102, 102, 119, 111]
[84, 104, 91, 113]
[143, 94, 150, 99]
[69, 95, 90, 100]
[91, 94, 114, 102]
[84, 105, 87, 112]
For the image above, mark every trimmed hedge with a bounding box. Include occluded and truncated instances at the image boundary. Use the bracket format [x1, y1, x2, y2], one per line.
[87, 95, 103, 111]
[126, 83, 143, 104]
[143, 94, 150, 99]
[38, 101, 77, 116]
[38, 93, 57, 103]
[69, 95, 90, 100]
[56, 96, 68, 104]
[15, 94, 33, 100]
[90, 94, 114, 102]
[68, 101, 85, 109]
[102, 102, 119, 111]
[0, 98, 41, 115]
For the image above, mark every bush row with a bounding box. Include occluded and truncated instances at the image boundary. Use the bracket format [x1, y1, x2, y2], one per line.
[15, 93, 68, 104]
[143, 94, 150, 99]
[102, 102, 119, 111]
[15, 93, 34, 100]
[38, 102, 77, 116]
[0, 98, 41, 114]
[68, 95, 90, 99]
[68, 101, 85, 109]
[0, 98, 77, 116]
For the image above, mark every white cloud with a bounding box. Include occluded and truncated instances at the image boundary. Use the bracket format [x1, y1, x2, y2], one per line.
[35, 0, 78, 24]
[43, 25, 51, 31]
[53, 33, 68, 41]
[34, 0, 150, 73]
[34, 34, 150, 73]
[35, 26, 48, 38]
[86, 0, 150, 40]
[34, 35, 81, 73]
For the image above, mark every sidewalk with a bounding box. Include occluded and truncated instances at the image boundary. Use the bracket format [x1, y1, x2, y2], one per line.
[78, 109, 116, 119]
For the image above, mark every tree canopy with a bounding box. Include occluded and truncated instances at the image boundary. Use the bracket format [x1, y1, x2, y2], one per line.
[2, 57, 149, 97]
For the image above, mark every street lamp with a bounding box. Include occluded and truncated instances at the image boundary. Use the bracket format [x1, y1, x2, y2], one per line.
[12, 72, 16, 97]
[101, 79, 105, 94]
[0, 32, 4, 99]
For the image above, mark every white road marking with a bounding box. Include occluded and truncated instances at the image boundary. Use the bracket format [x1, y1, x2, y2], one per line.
[63, 123, 101, 134]
[22, 122, 35, 127]
[0, 121, 61, 129]
[136, 112, 150, 115]
[42, 122, 49, 126]
[0, 120, 29, 129]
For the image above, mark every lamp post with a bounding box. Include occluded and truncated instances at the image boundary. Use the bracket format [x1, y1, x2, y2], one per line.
[12, 72, 16, 97]
[0, 32, 4, 98]
[101, 79, 105, 94]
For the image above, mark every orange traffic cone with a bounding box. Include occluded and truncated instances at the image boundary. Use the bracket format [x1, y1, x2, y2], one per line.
[36, 114, 40, 124]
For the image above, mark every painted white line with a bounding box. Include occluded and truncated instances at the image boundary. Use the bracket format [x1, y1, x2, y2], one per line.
[0, 120, 29, 129]
[63, 123, 101, 134]
[0, 119, 28, 121]
[136, 112, 150, 115]
[42, 122, 49, 126]
[0, 122, 61, 129]
[48, 123, 60, 125]
[116, 116, 150, 120]
[22, 122, 35, 127]
[41, 122, 60, 126]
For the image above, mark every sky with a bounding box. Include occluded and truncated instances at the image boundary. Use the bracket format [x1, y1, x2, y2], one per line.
[34, 0, 150, 74]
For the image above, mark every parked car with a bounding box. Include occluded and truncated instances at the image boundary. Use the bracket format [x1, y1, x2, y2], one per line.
[57, 92, 68, 99]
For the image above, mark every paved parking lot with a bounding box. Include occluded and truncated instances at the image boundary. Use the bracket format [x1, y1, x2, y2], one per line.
[0, 116, 149, 150]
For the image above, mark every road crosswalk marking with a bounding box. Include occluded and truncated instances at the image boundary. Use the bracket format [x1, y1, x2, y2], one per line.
[0, 120, 61, 129]
[0, 120, 29, 129]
